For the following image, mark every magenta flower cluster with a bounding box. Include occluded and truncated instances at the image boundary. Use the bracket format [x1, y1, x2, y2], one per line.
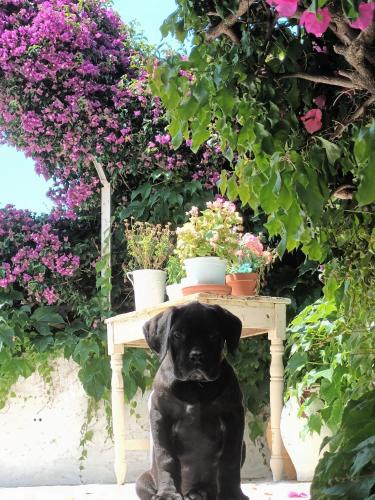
[0, 0, 223, 218]
[0, 205, 80, 304]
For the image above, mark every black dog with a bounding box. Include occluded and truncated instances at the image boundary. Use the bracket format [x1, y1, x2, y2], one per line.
[136, 302, 249, 500]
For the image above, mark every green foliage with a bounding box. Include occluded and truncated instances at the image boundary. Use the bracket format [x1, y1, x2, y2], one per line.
[231, 338, 271, 441]
[119, 177, 212, 226]
[154, 3, 375, 473]
[311, 389, 375, 500]
[165, 255, 185, 285]
[152, 1, 375, 262]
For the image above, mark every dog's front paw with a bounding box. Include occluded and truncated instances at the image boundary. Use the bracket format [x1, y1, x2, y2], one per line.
[185, 489, 207, 500]
[152, 494, 183, 500]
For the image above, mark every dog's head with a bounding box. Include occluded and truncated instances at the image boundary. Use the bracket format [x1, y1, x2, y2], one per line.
[143, 302, 242, 382]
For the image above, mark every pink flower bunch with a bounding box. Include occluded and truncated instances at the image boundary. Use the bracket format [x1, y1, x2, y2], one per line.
[350, 2, 375, 30]
[266, 0, 298, 17]
[241, 233, 264, 257]
[266, 1, 373, 38]
[230, 232, 273, 274]
[0, 205, 80, 304]
[300, 108, 323, 134]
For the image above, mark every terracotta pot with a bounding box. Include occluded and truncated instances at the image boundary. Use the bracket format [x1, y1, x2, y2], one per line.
[266, 422, 297, 480]
[225, 272, 259, 296]
[182, 283, 232, 296]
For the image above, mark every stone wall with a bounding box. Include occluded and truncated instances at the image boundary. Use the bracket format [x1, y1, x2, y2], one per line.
[0, 357, 271, 487]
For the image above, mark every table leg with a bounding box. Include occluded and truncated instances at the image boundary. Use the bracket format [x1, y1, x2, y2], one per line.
[110, 351, 127, 485]
[268, 304, 286, 481]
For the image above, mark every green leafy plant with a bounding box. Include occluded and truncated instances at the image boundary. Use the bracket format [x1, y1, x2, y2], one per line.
[124, 219, 175, 270]
[165, 255, 185, 285]
[175, 198, 242, 262]
[311, 389, 375, 500]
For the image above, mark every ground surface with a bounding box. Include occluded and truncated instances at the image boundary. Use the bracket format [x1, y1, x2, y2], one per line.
[0, 482, 311, 500]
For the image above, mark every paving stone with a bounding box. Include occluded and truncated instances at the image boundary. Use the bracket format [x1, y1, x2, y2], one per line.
[0, 482, 311, 500]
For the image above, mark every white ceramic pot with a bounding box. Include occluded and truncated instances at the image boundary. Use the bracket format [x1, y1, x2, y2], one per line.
[183, 257, 226, 285]
[166, 283, 183, 301]
[127, 269, 166, 311]
[280, 396, 331, 481]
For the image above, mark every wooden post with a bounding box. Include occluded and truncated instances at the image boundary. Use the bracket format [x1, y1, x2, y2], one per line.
[107, 324, 127, 484]
[93, 159, 111, 307]
[268, 303, 287, 481]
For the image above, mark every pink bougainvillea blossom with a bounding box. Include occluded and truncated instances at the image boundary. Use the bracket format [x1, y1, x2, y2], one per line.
[301, 108, 323, 133]
[266, 0, 298, 16]
[0, 205, 80, 304]
[349, 2, 375, 30]
[43, 287, 59, 305]
[300, 8, 331, 37]
[313, 95, 326, 109]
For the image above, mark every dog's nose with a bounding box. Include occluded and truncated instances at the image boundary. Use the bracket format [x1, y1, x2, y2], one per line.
[189, 350, 204, 363]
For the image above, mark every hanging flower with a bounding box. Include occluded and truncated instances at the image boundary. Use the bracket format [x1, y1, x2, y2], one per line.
[313, 95, 326, 109]
[300, 8, 331, 37]
[301, 108, 323, 133]
[349, 2, 375, 30]
[266, 0, 298, 17]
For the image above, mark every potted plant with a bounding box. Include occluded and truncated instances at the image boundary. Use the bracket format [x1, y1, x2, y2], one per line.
[175, 199, 242, 294]
[124, 219, 174, 310]
[281, 299, 336, 481]
[165, 255, 185, 301]
[226, 233, 273, 296]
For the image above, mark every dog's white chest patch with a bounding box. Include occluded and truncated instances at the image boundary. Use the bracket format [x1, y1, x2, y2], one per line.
[186, 404, 194, 415]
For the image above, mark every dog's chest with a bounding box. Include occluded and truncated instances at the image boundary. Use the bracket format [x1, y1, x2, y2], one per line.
[172, 402, 224, 459]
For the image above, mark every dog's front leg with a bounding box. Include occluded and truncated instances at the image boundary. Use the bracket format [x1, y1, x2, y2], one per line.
[218, 408, 249, 500]
[150, 406, 182, 500]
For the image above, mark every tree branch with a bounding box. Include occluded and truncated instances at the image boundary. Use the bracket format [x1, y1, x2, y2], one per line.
[279, 72, 360, 89]
[331, 94, 375, 139]
[329, 12, 355, 45]
[206, 0, 254, 43]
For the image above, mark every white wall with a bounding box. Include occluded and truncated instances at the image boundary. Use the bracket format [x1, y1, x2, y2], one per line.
[0, 357, 271, 487]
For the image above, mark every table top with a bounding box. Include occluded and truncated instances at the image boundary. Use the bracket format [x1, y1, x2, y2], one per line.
[105, 293, 290, 326]
[105, 294, 291, 349]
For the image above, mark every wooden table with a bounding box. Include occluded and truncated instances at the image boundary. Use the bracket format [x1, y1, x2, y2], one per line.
[105, 293, 290, 485]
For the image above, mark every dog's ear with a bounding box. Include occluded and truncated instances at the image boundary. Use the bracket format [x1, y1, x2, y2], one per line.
[143, 307, 176, 360]
[211, 305, 242, 355]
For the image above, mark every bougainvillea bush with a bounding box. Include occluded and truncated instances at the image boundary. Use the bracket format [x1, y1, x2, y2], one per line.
[0, 0, 226, 223]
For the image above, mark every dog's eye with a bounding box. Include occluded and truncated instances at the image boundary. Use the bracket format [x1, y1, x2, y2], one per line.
[173, 331, 183, 339]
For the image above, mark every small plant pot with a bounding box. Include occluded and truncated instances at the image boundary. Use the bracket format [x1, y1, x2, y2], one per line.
[166, 283, 183, 301]
[183, 257, 226, 285]
[127, 269, 166, 310]
[225, 272, 259, 296]
[182, 283, 232, 296]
